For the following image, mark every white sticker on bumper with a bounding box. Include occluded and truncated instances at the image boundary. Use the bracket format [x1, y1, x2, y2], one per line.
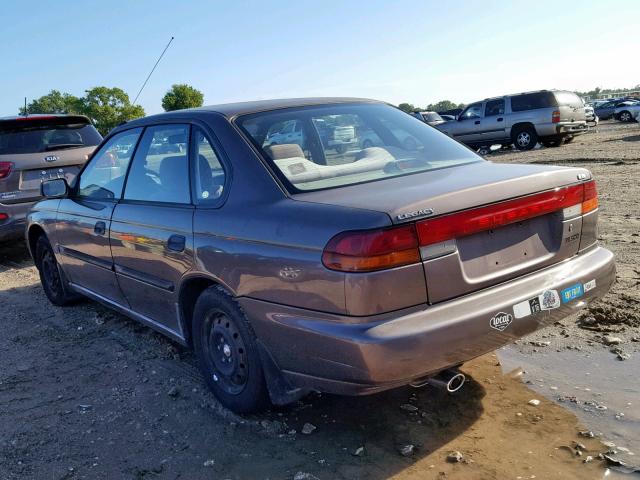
[583, 279, 596, 293]
[513, 300, 532, 319]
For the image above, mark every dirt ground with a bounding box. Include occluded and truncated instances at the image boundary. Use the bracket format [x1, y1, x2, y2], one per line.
[1, 121, 638, 480]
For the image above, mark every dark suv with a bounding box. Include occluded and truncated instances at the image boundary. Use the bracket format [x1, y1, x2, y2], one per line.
[0, 115, 101, 242]
[436, 90, 587, 150]
[27, 98, 614, 413]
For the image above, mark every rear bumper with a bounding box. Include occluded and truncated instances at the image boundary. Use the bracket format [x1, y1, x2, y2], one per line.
[240, 246, 615, 396]
[0, 201, 33, 242]
[555, 122, 588, 135]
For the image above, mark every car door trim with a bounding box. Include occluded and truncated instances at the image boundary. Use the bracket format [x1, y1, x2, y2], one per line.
[114, 264, 175, 292]
[58, 245, 113, 271]
[68, 282, 186, 345]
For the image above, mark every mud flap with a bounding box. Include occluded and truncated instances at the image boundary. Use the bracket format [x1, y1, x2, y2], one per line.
[257, 341, 307, 405]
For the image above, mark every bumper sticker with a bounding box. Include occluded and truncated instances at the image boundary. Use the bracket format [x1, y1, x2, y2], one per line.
[583, 279, 596, 293]
[561, 283, 584, 303]
[490, 312, 513, 331]
[512, 290, 560, 319]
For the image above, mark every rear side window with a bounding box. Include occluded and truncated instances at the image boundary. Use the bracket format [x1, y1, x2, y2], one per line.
[192, 128, 225, 203]
[0, 117, 102, 155]
[554, 91, 583, 108]
[510, 92, 557, 112]
[124, 125, 191, 204]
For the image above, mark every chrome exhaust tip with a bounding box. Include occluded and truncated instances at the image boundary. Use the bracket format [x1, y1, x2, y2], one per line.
[410, 370, 466, 393]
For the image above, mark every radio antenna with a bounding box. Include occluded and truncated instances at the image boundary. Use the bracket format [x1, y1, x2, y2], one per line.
[133, 36, 174, 105]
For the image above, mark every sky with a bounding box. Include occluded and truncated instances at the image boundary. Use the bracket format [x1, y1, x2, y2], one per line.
[1, 0, 638, 116]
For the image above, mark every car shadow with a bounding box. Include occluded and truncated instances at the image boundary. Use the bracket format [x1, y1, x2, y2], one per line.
[0, 239, 33, 273]
[604, 134, 640, 143]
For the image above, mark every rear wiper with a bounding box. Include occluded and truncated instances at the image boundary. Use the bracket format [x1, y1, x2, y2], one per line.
[44, 143, 84, 151]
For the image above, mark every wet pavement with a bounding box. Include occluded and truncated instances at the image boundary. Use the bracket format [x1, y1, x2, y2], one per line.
[499, 346, 640, 476]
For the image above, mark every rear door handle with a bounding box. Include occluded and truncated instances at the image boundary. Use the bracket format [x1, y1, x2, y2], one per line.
[167, 234, 186, 252]
[94, 221, 106, 236]
[474, 120, 480, 125]
[497, 117, 504, 122]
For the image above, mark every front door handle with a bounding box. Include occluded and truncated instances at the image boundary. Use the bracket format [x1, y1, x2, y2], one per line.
[94, 221, 106, 236]
[167, 234, 186, 252]
[474, 120, 480, 125]
[497, 117, 504, 122]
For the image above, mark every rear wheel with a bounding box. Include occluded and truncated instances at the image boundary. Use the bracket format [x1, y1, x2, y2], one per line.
[35, 236, 79, 306]
[512, 126, 538, 150]
[618, 111, 632, 122]
[563, 136, 575, 144]
[541, 137, 564, 148]
[335, 144, 346, 154]
[362, 139, 374, 149]
[192, 286, 270, 413]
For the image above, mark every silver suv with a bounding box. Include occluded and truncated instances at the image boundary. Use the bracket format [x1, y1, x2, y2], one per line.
[436, 90, 587, 150]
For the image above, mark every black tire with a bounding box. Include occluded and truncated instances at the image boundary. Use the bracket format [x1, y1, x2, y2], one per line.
[35, 236, 79, 306]
[563, 136, 575, 144]
[512, 126, 538, 150]
[335, 144, 346, 154]
[192, 286, 270, 413]
[618, 111, 632, 122]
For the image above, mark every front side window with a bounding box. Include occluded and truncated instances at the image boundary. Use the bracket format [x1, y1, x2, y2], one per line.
[459, 103, 482, 120]
[124, 125, 191, 204]
[192, 128, 225, 203]
[78, 128, 142, 199]
[485, 99, 505, 117]
[237, 103, 481, 192]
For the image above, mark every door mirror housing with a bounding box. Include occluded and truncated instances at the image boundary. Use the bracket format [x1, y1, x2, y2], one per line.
[41, 178, 69, 198]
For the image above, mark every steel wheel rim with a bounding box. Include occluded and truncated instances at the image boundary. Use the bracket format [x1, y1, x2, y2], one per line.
[41, 249, 61, 296]
[204, 311, 248, 395]
[621, 112, 630, 121]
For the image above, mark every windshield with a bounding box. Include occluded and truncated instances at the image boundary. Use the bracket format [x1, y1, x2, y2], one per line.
[0, 117, 102, 155]
[237, 103, 481, 192]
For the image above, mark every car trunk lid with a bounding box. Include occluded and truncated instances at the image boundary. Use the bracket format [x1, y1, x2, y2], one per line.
[297, 161, 594, 303]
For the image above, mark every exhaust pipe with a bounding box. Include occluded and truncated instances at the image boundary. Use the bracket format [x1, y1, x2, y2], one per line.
[410, 369, 466, 393]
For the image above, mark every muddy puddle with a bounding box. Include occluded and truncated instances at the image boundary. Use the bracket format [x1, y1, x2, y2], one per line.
[499, 346, 640, 477]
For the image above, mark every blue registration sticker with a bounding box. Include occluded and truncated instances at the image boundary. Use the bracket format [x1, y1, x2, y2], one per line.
[561, 283, 584, 303]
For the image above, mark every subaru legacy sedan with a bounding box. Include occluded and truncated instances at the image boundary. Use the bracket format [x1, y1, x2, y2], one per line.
[26, 98, 615, 413]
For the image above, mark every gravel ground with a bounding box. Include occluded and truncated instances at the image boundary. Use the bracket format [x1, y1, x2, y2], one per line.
[0, 120, 638, 479]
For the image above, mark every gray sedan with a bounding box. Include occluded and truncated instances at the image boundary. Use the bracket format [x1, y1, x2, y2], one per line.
[27, 98, 615, 413]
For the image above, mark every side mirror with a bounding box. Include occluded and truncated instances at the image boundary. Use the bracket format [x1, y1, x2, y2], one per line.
[41, 178, 69, 198]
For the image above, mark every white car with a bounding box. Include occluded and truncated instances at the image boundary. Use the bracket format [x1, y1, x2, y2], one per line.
[613, 101, 640, 122]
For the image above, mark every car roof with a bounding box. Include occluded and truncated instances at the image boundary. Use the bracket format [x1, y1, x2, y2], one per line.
[121, 97, 384, 129]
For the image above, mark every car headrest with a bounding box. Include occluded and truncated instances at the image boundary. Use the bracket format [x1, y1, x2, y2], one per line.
[264, 143, 305, 160]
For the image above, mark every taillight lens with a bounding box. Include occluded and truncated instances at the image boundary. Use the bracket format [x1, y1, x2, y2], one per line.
[416, 180, 597, 246]
[322, 224, 420, 272]
[0, 162, 13, 179]
[0, 213, 8, 221]
[552, 110, 561, 123]
[582, 179, 598, 213]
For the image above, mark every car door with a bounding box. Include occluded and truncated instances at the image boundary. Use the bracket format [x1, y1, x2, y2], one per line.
[450, 103, 484, 145]
[55, 128, 143, 305]
[109, 124, 194, 337]
[481, 98, 507, 143]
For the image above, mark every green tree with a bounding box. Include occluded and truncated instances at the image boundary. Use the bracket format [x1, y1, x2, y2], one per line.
[20, 90, 82, 115]
[161, 84, 204, 112]
[398, 102, 417, 113]
[426, 100, 459, 112]
[81, 87, 145, 135]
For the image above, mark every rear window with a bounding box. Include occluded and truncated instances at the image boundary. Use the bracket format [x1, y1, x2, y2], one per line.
[237, 103, 481, 192]
[0, 116, 102, 155]
[510, 92, 557, 112]
[554, 91, 584, 108]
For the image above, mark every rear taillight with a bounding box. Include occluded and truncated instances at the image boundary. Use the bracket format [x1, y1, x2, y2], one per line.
[0, 162, 13, 179]
[323, 181, 597, 272]
[416, 180, 598, 247]
[0, 213, 8, 221]
[581, 179, 598, 213]
[322, 224, 420, 272]
[552, 110, 561, 123]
